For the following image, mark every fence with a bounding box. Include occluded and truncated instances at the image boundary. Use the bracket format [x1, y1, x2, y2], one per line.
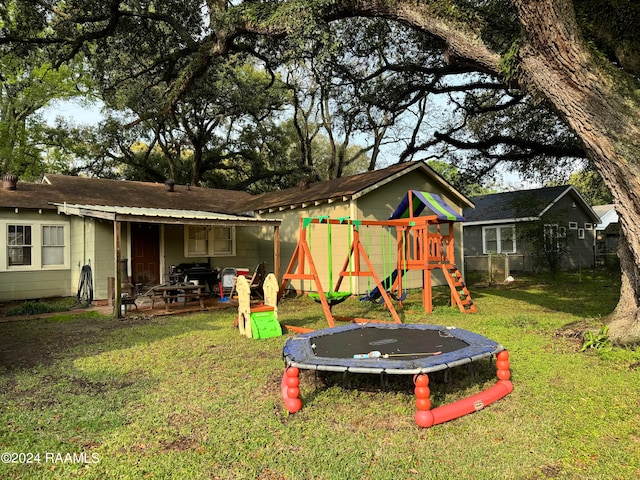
[463, 254, 537, 284]
[465, 252, 620, 284]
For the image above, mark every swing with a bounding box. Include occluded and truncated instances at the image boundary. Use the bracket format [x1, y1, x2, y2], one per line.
[375, 226, 400, 304]
[390, 228, 408, 302]
[360, 225, 407, 303]
[308, 217, 352, 306]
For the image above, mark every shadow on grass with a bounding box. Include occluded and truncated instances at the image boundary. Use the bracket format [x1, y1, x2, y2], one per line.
[468, 270, 621, 318]
[0, 311, 222, 371]
[297, 356, 498, 411]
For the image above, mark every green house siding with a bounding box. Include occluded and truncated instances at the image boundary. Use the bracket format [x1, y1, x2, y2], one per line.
[88, 219, 116, 300]
[162, 224, 266, 278]
[0, 209, 73, 301]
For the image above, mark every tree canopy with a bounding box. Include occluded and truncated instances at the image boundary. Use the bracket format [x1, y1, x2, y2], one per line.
[3, 0, 640, 342]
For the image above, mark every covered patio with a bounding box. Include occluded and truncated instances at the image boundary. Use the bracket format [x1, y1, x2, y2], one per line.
[54, 203, 281, 318]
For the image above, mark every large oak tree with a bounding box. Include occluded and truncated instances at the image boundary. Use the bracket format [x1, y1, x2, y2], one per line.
[3, 0, 640, 342]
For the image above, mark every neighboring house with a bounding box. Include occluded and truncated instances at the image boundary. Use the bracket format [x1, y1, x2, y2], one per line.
[0, 174, 280, 302]
[593, 204, 620, 265]
[0, 161, 472, 304]
[246, 160, 474, 294]
[462, 185, 600, 274]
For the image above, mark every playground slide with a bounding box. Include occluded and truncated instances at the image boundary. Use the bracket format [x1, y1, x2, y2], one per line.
[360, 269, 404, 302]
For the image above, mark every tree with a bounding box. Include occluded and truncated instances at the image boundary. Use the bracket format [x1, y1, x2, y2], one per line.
[568, 167, 613, 206]
[3, 0, 640, 343]
[0, 49, 90, 179]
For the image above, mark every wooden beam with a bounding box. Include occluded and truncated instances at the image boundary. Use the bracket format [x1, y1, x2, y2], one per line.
[114, 220, 122, 318]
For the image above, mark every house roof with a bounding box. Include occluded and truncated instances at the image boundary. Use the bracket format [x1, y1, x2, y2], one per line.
[593, 204, 618, 229]
[463, 185, 600, 225]
[0, 174, 253, 214]
[1, 161, 472, 221]
[53, 203, 280, 226]
[242, 160, 474, 212]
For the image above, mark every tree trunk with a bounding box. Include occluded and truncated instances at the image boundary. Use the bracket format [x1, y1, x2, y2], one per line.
[512, 0, 640, 343]
[609, 230, 640, 343]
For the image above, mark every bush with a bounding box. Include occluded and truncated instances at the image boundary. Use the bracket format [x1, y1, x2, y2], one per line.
[5, 299, 71, 317]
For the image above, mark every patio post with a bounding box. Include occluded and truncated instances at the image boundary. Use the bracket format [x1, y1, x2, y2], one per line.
[114, 220, 122, 318]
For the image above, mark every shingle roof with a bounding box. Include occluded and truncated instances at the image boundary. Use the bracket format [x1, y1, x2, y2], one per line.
[1, 161, 472, 216]
[0, 174, 252, 214]
[242, 161, 472, 211]
[464, 185, 596, 223]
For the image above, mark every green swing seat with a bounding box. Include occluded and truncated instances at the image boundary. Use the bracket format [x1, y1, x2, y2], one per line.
[308, 291, 352, 306]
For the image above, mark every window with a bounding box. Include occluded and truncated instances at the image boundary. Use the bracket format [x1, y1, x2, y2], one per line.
[578, 228, 585, 239]
[187, 226, 209, 256]
[8, 225, 32, 266]
[482, 225, 516, 254]
[185, 226, 236, 257]
[42, 225, 65, 266]
[211, 226, 234, 255]
[585, 223, 592, 230]
[3, 221, 68, 271]
[568, 221, 578, 230]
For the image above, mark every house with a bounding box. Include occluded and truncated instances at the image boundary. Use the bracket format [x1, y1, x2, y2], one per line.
[0, 160, 472, 306]
[246, 160, 473, 294]
[462, 185, 600, 275]
[593, 204, 619, 266]
[0, 174, 281, 304]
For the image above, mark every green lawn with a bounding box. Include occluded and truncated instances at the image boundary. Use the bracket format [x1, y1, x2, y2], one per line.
[1, 271, 639, 479]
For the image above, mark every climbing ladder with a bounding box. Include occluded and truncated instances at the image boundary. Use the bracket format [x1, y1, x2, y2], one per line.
[442, 264, 477, 314]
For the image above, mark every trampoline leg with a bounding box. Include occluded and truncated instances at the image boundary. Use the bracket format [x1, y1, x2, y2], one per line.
[282, 367, 302, 414]
[413, 351, 513, 428]
[414, 374, 434, 428]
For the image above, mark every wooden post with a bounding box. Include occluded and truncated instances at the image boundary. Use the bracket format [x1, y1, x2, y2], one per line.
[114, 220, 122, 318]
[273, 224, 280, 280]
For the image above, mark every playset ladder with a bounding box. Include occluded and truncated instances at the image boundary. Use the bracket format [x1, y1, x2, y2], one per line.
[442, 264, 477, 314]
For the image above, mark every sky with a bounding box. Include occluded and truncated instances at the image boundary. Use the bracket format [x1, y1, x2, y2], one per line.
[42, 99, 104, 126]
[42, 99, 540, 191]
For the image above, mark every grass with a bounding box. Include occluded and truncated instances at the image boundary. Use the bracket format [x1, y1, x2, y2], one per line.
[0, 270, 639, 479]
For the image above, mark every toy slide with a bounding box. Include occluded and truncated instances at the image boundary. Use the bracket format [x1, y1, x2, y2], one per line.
[360, 268, 405, 302]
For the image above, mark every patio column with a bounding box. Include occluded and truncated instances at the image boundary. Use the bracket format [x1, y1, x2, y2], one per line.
[114, 220, 122, 318]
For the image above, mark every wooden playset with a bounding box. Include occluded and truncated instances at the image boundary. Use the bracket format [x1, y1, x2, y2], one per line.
[278, 190, 476, 327]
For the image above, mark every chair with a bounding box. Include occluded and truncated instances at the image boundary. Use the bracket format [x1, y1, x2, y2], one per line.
[249, 262, 267, 299]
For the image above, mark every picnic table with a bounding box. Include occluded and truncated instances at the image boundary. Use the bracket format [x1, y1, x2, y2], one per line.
[149, 283, 206, 311]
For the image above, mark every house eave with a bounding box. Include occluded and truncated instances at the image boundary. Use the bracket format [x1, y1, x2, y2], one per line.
[52, 203, 282, 226]
[463, 217, 539, 226]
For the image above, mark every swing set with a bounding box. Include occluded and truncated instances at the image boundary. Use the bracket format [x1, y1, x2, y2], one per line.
[279, 191, 476, 329]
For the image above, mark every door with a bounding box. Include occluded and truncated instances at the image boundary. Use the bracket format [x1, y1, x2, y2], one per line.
[131, 223, 160, 286]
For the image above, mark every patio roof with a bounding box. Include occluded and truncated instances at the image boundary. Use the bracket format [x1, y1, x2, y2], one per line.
[53, 203, 281, 226]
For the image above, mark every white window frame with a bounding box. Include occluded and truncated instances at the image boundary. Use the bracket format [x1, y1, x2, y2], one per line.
[185, 225, 209, 257]
[578, 228, 585, 239]
[184, 225, 236, 257]
[584, 223, 593, 230]
[7, 224, 32, 267]
[568, 221, 578, 230]
[42, 224, 66, 266]
[2, 220, 70, 271]
[482, 224, 516, 254]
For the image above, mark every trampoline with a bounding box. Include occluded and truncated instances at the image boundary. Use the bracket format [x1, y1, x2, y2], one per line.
[281, 323, 513, 427]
